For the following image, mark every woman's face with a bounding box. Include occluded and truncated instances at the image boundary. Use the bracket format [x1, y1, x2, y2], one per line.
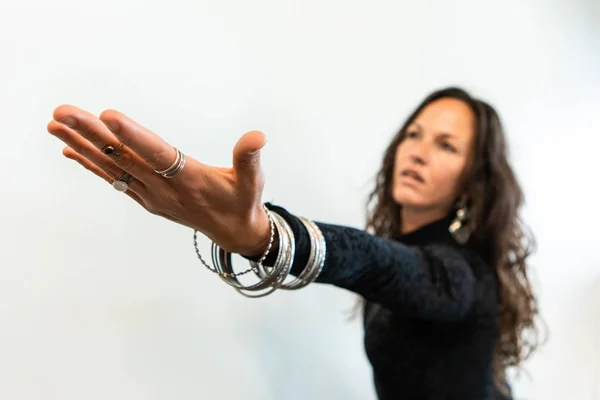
[392, 97, 476, 214]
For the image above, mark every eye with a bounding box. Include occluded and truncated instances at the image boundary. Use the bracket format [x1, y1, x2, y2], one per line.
[442, 142, 457, 152]
[406, 130, 419, 138]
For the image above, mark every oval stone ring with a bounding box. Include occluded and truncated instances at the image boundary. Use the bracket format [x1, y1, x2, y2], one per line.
[113, 172, 134, 192]
[102, 142, 124, 158]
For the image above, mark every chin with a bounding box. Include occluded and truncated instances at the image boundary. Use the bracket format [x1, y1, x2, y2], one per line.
[392, 187, 428, 208]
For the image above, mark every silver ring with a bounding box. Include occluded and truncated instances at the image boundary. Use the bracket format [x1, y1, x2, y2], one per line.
[154, 148, 186, 179]
[112, 172, 134, 192]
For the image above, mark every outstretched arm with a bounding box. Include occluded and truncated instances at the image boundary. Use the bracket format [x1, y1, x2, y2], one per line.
[46, 107, 473, 323]
[245, 203, 475, 323]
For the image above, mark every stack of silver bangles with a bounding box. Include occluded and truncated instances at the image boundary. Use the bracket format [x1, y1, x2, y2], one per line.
[193, 204, 327, 298]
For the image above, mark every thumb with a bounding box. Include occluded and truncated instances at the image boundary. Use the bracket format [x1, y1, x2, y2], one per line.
[232, 130, 267, 192]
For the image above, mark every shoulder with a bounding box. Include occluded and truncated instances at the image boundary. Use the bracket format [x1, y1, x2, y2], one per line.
[410, 243, 495, 282]
[410, 243, 469, 263]
[409, 243, 472, 271]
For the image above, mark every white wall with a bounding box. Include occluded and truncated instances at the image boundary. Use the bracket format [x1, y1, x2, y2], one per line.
[1, 0, 598, 399]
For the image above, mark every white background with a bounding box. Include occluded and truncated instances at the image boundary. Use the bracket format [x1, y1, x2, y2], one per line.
[1, 0, 599, 399]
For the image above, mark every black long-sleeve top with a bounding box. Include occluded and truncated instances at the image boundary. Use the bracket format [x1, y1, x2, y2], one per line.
[247, 203, 508, 400]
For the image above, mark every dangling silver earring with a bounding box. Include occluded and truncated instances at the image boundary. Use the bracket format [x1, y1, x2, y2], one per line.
[449, 197, 470, 244]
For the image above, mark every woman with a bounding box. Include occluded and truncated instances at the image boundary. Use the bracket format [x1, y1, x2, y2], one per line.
[48, 87, 541, 399]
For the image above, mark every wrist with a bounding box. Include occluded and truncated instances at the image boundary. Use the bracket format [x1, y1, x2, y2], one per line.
[240, 205, 278, 258]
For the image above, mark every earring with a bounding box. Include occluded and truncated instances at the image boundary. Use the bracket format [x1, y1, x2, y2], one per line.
[449, 197, 470, 244]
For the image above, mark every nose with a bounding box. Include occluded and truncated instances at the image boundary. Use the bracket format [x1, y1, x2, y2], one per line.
[409, 139, 430, 165]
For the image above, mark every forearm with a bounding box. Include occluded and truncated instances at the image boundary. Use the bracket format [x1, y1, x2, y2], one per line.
[243, 203, 475, 321]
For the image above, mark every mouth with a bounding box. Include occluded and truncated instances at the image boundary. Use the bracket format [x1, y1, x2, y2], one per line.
[400, 168, 425, 183]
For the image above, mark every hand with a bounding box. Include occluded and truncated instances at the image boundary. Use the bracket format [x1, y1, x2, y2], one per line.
[47, 105, 272, 255]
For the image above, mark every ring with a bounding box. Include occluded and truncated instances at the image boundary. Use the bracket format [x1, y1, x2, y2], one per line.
[112, 172, 134, 192]
[102, 143, 124, 158]
[154, 147, 186, 178]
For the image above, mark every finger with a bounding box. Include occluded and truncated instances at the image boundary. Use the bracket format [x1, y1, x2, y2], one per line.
[48, 120, 131, 182]
[64, 147, 193, 226]
[232, 130, 267, 194]
[62, 146, 146, 198]
[62, 146, 196, 228]
[52, 105, 157, 183]
[47, 118, 155, 187]
[98, 109, 188, 174]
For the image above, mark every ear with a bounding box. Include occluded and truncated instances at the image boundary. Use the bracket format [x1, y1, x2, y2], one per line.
[455, 194, 469, 209]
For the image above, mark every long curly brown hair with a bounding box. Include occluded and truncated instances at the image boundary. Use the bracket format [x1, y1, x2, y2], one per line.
[362, 87, 542, 390]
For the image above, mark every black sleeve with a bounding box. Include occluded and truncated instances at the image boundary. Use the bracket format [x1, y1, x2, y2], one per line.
[245, 203, 475, 322]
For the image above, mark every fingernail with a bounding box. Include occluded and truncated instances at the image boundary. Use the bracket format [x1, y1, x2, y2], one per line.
[60, 117, 77, 128]
[103, 120, 120, 132]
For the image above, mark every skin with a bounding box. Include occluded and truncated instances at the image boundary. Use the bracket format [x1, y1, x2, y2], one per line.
[391, 98, 476, 234]
[47, 105, 271, 256]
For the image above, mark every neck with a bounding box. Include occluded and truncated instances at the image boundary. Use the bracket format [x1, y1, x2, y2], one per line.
[400, 206, 451, 235]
